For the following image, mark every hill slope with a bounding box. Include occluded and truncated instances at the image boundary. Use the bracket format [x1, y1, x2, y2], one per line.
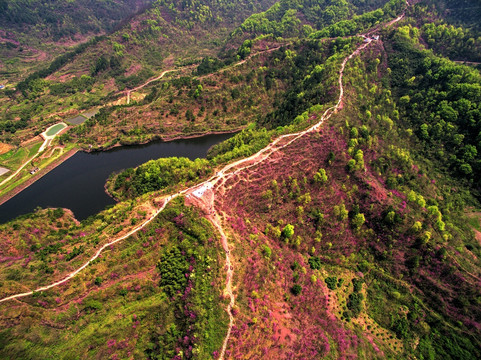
[0, 0, 155, 83]
[0, 0, 481, 359]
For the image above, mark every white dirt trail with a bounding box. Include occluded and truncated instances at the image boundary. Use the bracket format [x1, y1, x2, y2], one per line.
[205, 39, 373, 360]
[0, 34, 380, 347]
[206, 9, 407, 358]
[126, 69, 176, 105]
[0, 37, 371, 335]
[126, 46, 282, 103]
[209, 211, 235, 360]
[0, 4, 409, 357]
[0, 194, 176, 304]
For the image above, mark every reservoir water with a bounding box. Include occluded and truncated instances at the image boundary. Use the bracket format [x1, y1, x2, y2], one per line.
[0, 133, 233, 223]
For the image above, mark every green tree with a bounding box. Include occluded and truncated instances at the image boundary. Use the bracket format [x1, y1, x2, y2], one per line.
[92, 55, 109, 75]
[186, 109, 195, 121]
[347, 158, 357, 172]
[411, 221, 423, 233]
[193, 84, 203, 99]
[314, 168, 328, 184]
[325, 276, 337, 290]
[354, 150, 365, 170]
[334, 204, 349, 221]
[291, 284, 302, 296]
[262, 245, 272, 259]
[350, 127, 358, 138]
[308, 256, 321, 270]
[282, 224, 295, 239]
[351, 213, 366, 230]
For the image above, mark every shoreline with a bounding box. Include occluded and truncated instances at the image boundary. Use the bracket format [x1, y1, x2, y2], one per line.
[160, 128, 242, 142]
[101, 128, 242, 201]
[104, 178, 120, 202]
[82, 128, 242, 153]
[0, 129, 241, 208]
[0, 148, 79, 207]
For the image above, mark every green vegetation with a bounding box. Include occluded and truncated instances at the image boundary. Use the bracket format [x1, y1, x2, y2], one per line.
[262, 245, 272, 258]
[467, 215, 481, 231]
[0, 0, 153, 40]
[0, 142, 76, 198]
[0, 141, 41, 172]
[310, 0, 405, 39]
[0, 0, 154, 87]
[0, 199, 228, 359]
[1, 0, 481, 359]
[308, 256, 321, 270]
[45, 124, 66, 137]
[325, 276, 338, 290]
[422, 23, 481, 62]
[0, 0, 278, 146]
[109, 157, 212, 200]
[291, 284, 302, 295]
[282, 224, 295, 239]
[207, 127, 275, 164]
[387, 24, 481, 193]
[16, 37, 105, 98]
[261, 37, 357, 127]
[232, 0, 394, 39]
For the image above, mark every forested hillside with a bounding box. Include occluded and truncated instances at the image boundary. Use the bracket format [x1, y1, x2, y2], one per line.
[0, 0, 278, 146]
[426, 0, 481, 30]
[230, 0, 399, 39]
[386, 24, 481, 194]
[0, 0, 155, 82]
[0, 0, 153, 40]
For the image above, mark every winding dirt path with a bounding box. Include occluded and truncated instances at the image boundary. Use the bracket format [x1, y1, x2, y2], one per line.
[178, 35, 382, 360]
[125, 45, 282, 104]
[200, 8, 407, 358]
[0, 33, 383, 353]
[126, 69, 176, 105]
[0, 193, 175, 304]
[209, 211, 235, 360]
[198, 46, 282, 80]
[0, 4, 409, 357]
[0, 37, 370, 336]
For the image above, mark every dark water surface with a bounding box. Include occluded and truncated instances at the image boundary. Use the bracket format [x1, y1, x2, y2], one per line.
[0, 133, 234, 223]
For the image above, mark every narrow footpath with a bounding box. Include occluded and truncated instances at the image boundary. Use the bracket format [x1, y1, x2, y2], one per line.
[126, 69, 176, 105]
[0, 3, 409, 358]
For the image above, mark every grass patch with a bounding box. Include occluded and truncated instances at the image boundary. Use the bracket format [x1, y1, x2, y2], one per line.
[467, 215, 481, 231]
[45, 123, 66, 137]
[0, 141, 42, 172]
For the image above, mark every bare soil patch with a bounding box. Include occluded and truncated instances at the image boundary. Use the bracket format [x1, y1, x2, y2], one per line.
[0, 143, 13, 155]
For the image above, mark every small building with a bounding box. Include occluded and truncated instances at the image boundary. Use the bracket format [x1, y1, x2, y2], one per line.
[30, 167, 39, 175]
[0, 85, 5, 89]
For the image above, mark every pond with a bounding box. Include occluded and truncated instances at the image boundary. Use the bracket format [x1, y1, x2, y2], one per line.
[0, 133, 234, 223]
[45, 123, 67, 137]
